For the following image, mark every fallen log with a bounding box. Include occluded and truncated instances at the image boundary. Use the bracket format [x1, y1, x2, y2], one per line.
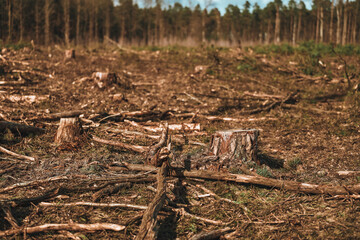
[0, 223, 125, 237]
[0, 121, 46, 136]
[123, 164, 360, 195]
[125, 120, 200, 133]
[135, 162, 168, 240]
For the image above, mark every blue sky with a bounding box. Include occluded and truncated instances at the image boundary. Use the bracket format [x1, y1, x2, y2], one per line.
[131, 0, 313, 14]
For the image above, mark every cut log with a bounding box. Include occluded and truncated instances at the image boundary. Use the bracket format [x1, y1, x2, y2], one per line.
[210, 129, 260, 168]
[54, 117, 83, 145]
[92, 72, 117, 89]
[64, 49, 75, 60]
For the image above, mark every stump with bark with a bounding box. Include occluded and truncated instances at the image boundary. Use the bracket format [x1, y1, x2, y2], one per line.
[64, 49, 75, 60]
[55, 117, 83, 150]
[92, 72, 117, 89]
[209, 129, 260, 168]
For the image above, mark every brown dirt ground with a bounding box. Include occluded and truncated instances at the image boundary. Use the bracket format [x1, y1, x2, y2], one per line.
[0, 45, 359, 239]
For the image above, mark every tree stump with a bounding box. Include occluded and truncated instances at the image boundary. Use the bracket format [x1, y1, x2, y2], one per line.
[209, 129, 260, 168]
[55, 118, 83, 147]
[64, 49, 75, 60]
[92, 72, 117, 89]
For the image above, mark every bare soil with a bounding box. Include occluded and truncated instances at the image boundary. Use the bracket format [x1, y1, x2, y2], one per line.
[0, 45, 359, 239]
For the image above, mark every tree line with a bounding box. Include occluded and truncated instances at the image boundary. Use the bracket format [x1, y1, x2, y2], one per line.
[0, 0, 359, 47]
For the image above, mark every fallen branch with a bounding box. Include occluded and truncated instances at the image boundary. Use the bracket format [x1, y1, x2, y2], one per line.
[0, 223, 125, 237]
[125, 120, 200, 133]
[0, 176, 69, 194]
[336, 171, 360, 177]
[92, 135, 148, 153]
[123, 164, 360, 195]
[39, 201, 148, 210]
[247, 92, 297, 114]
[136, 162, 168, 240]
[0, 145, 35, 161]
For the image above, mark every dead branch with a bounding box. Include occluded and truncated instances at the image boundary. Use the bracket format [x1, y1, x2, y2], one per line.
[125, 120, 200, 133]
[0, 176, 69, 194]
[146, 123, 169, 165]
[336, 171, 360, 177]
[0, 145, 35, 161]
[242, 91, 284, 99]
[1, 205, 20, 228]
[247, 92, 298, 114]
[106, 128, 206, 146]
[189, 227, 234, 240]
[0, 121, 46, 136]
[0, 223, 125, 237]
[42, 110, 85, 121]
[136, 162, 169, 240]
[174, 113, 277, 123]
[123, 164, 360, 195]
[39, 201, 148, 210]
[92, 182, 131, 202]
[92, 135, 148, 153]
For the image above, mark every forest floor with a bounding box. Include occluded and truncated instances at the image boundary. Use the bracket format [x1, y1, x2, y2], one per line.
[0, 43, 360, 239]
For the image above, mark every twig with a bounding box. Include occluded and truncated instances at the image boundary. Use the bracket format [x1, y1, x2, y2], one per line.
[173, 208, 225, 226]
[0, 223, 125, 237]
[0, 146, 35, 161]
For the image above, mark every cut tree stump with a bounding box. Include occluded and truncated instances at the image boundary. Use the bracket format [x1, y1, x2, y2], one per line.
[92, 72, 117, 89]
[209, 129, 260, 168]
[64, 49, 75, 60]
[54, 118, 83, 146]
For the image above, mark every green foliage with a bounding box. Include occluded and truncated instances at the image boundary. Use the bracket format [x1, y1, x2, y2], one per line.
[287, 157, 302, 169]
[252, 43, 294, 55]
[0, 42, 32, 50]
[256, 166, 273, 178]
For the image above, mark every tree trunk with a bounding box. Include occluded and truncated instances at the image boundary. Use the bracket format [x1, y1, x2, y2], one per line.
[76, 0, 81, 45]
[342, 0, 348, 45]
[54, 118, 83, 145]
[44, 0, 51, 46]
[94, 0, 98, 43]
[330, 0, 335, 43]
[89, 0, 94, 44]
[105, 1, 110, 40]
[297, 10, 302, 41]
[320, 6, 324, 42]
[7, 0, 12, 42]
[201, 9, 207, 44]
[19, 0, 23, 42]
[35, 0, 40, 43]
[336, 0, 342, 45]
[120, 14, 125, 46]
[274, 4, 281, 44]
[292, 14, 297, 45]
[352, 10, 357, 43]
[209, 129, 260, 168]
[63, 0, 70, 47]
[316, 7, 320, 42]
